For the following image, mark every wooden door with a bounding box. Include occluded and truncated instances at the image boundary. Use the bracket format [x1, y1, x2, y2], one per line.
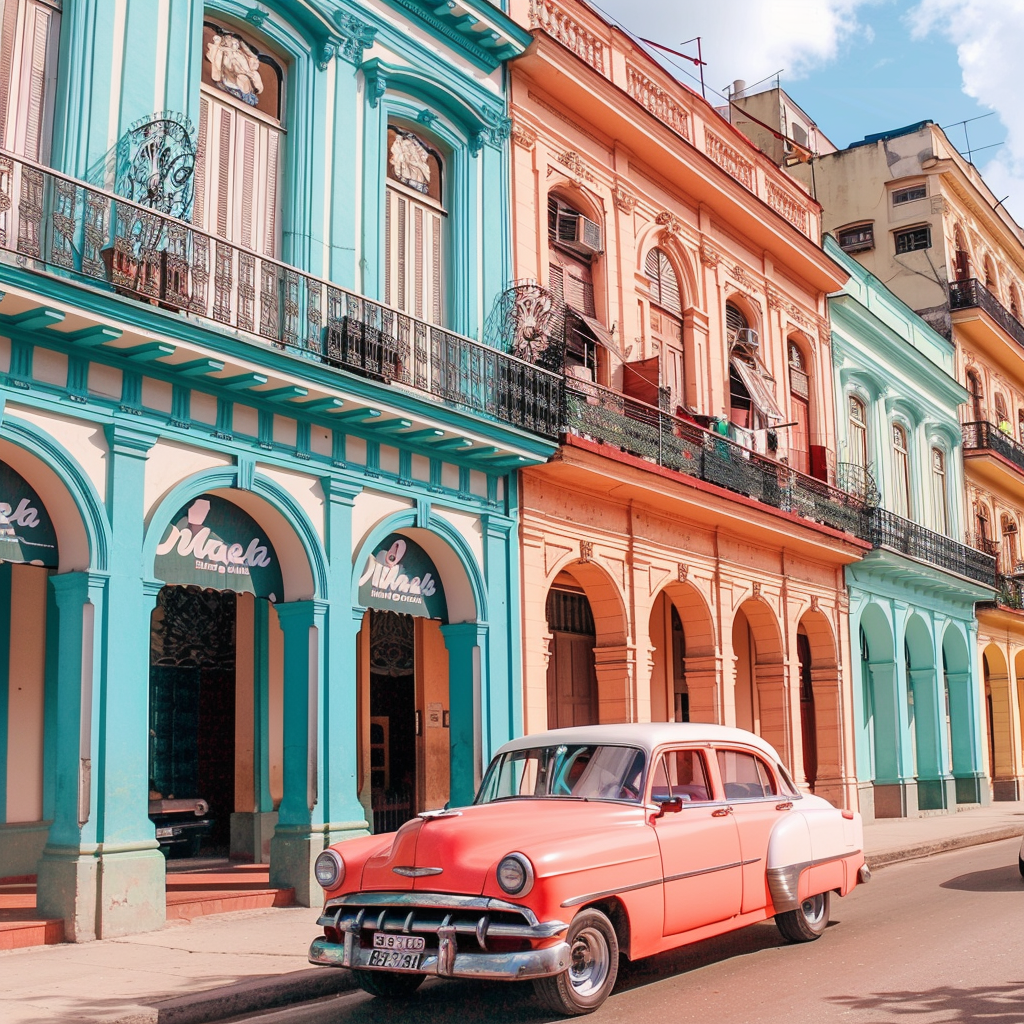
[546, 632, 598, 728]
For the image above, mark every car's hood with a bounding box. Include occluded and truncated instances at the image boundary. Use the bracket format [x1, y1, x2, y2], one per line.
[359, 799, 648, 894]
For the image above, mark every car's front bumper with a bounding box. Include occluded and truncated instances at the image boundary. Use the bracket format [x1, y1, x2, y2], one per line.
[309, 891, 570, 981]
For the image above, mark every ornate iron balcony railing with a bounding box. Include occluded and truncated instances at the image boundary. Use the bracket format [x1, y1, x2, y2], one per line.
[562, 376, 869, 536]
[0, 150, 562, 439]
[948, 277, 1024, 350]
[867, 507, 996, 586]
[995, 573, 1024, 610]
[962, 419, 1024, 475]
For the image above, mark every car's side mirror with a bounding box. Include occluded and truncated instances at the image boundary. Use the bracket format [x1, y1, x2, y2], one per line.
[654, 796, 683, 818]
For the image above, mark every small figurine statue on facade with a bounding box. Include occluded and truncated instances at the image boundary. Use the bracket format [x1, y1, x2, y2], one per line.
[206, 32, 264, 106]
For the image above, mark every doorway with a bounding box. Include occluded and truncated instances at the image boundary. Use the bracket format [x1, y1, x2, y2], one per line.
[546, 584, 598, 729]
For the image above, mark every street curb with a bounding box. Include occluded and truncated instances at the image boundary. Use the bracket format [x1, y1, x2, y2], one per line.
[867, 825, 1022, 869]
[143, 967, 358, 1024]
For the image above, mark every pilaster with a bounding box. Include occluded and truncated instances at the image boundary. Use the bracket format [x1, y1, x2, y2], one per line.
[441, 622, 485, 807]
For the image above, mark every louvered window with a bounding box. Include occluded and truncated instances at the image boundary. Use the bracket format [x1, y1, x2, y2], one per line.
[848, 396, 868, 469]
[645, 247, 682, 315]
[385, 125, 446, 327]
[0, 0, 59, 161]
[195, 21, 285, 258]
[892, 424, 911, 519]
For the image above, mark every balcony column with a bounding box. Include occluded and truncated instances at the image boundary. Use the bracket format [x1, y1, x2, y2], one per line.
[594, 644, 637, 723]
[867, 657, 919, 818]
[682, 655, 721, 723]
[908, 667, 955, 812]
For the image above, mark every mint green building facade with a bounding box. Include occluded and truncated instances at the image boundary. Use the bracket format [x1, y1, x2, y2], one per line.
[0, 0, 556, 940]
[827, 235, 995, 822]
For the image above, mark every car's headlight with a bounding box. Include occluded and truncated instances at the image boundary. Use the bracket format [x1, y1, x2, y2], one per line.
[496, 852, 534, 896]
[314, 849, 345, 890]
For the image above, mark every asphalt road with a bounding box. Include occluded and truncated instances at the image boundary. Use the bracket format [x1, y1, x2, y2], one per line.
[234, 838, 1024, 1024]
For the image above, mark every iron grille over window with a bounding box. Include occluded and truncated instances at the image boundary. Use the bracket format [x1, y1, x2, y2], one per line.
[895, 226, 931, 254]
[546, 589, 595, 635]
[892, 184, 926, 205]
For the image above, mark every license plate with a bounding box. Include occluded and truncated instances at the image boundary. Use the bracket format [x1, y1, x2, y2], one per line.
[155, 827, 174, 838]
[373, 933, 425, 952]
[367, 949, 422, 970]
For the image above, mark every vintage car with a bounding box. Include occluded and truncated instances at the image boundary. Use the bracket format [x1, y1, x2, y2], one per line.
[308, 723, 869, 1015]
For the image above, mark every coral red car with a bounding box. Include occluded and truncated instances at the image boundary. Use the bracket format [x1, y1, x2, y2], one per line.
[309, 723, 869, 1015]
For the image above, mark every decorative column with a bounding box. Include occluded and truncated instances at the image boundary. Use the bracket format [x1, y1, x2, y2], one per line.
[869, 654, 918, 818]
[593, 644, 637, 723]
[441, 623, 484, 808]
[992, 656, 1023, 801]
[38, 422, 164, 940]
[754, 662, 791, 767]
[808, 665, 852, 810]
[948, 663, 988, 806]
[908, 665, 954, 812]
[682, 655, 721, 724]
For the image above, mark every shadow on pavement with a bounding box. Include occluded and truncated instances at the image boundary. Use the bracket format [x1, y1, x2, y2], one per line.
[828, 981, 1024, 1023]
[939, 865, 1024, 893]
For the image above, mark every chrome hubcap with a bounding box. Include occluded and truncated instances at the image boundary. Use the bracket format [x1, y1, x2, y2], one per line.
[569, 927, 609, 996]
[801, 894, 825, 926]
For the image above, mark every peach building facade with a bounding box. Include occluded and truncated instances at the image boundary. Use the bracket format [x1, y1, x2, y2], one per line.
[506, 0, 870, 809]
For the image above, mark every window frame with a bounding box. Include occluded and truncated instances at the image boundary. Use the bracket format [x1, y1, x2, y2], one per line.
[892, 422, 912, 519]
[895, 225, 932, 255]
[837, 222, 874, 253]
[891, 183, 927, 206]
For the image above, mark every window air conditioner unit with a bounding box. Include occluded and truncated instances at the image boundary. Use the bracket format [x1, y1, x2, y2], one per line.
[556, 211, 603, 256]
[732, 327, 759, 353]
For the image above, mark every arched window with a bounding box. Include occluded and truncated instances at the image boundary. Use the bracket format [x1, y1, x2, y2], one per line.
[645, 247, 684, 410]
[788, 340, 810, 474]
[984, 255, 998, 292]
[953, 227, 972, 282]
[1012, 284, 1023, 324]
[725, 301, 751, 346]
[995, 393, 1010, 430]
[848, 396, 868, 469]
[966, 370, 984, 422]
[931, 447, 949, 535]
[197, 19, 286, 257]
[1002, 515, 1019, 573]
[976, 504, 990, 549]
[385, 124, 447, 326]
[892, 423, 912, 519]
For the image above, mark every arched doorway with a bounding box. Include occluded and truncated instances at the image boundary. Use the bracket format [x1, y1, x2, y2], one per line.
[149, 494, 285, 859]
[0, 457, 61, 875]
[795, 610, 841, 797]
[984, 645, 1019, 800]
[942, 625, 984, 805]
[357, 533, 450, 831]
[648, 582, 716, 724]
[546, 570, 598, 728]
[731, 599, 786, 760]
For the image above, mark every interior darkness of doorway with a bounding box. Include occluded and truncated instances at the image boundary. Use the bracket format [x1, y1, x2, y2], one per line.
[150, 586, 236, 856]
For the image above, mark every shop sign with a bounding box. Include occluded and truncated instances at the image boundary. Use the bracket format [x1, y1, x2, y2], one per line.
[154, 495, 283, 599]
[0, 461, 58, 567]
[358, 534, 447, 620]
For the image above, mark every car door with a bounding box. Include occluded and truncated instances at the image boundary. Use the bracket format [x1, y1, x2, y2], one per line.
[715, 748, 792, 914]
[650, 747, 743, 936]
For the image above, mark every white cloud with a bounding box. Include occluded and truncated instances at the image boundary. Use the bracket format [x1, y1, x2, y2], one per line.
[909, 0, 1024, 216]
[591, 0, 875, 97]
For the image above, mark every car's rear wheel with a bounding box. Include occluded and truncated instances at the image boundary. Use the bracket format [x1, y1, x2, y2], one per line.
[775, 891, 830, 942]
[352, 970, 425, 999]
[1018, 855, 1024, 879]
[533, 908, 619, 1016]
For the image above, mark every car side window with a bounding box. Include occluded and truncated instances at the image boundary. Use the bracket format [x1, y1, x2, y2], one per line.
[650, 749, 710, 803]
[716, 750, 778, 800]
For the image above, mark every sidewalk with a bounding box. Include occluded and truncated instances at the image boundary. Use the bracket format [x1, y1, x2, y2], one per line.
[3, 802, 1023, 1024]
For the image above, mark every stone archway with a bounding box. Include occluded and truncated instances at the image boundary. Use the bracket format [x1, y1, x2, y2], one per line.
[648, 581, 717, 724]
[796, 609, 841, 800]
[984, 644, 1020, 800]
[731, 598, 786, 762]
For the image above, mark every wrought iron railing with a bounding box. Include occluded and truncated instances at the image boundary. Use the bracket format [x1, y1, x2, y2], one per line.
[835, 462, 881, 507]
[995, 574, 1024, 610]
[562, 377, 870, 536]
[962, 420, 1024, 475]
[0, 150, 562, 439]
[948, 278, 1024, 350]
[867, 507, 996, 586]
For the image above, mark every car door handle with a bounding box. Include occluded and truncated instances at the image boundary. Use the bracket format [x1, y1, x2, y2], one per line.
[776, 801, 793, 811]
[711, 806, 732, 817]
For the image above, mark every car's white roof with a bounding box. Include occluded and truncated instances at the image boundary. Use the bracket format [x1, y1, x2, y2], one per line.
[494, 723, 784, 763]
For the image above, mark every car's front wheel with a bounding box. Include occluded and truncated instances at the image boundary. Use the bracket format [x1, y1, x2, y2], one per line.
[775, 891, 830, 942]
[352, 970, 425, 999]
[533, 908, 619, 1016]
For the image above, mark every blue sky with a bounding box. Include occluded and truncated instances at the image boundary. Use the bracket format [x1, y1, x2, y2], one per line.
[593, 0, 1024, 216]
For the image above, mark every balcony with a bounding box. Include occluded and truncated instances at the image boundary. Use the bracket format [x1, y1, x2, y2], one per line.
[867, 507, 996, 587]
[948, 277, 1024, 354]
[0, 151, 562, 440]
[962, 421, 1024, 489]
[995, 574, 1024, 610]
[562, 377, 870, 536]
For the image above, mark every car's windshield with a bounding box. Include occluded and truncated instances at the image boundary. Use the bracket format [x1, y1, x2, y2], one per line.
[476, 744, 647, 804]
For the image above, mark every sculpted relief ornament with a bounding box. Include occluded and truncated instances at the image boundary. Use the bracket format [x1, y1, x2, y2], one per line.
[390, 131, 431, 193]
[206, 32, 264, 106]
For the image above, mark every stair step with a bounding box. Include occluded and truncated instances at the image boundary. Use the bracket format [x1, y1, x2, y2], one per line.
[0, 916, 65, 950]
[165, 887, 294, 921]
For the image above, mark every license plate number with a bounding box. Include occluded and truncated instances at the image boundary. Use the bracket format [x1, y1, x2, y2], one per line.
[373, 933, 425, 952]
[367, 949, 422, 969]
[155, 827, 174, 838]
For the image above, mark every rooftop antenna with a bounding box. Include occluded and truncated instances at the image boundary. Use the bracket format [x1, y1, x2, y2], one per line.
[941, 111, 996, 165]
[640, 36, 706, 98]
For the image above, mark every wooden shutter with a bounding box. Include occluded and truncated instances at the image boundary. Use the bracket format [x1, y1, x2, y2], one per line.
[0, 1, 18, 150]
[385, 184, 446, 326]
[193, 97, 209, 227]
[21, 0, 49, 160]
[0, 0, 58, 161]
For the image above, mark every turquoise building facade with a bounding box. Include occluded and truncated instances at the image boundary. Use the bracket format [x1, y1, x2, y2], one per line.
[827, 235, 995, 822]
[0, 0, 557, 940]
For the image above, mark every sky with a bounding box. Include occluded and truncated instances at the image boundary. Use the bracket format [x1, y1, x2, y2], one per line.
[591, 0, 1024, 217]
